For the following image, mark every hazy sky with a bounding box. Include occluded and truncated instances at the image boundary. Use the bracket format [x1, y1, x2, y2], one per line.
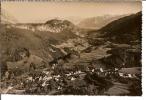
[2, 1, 142, 23]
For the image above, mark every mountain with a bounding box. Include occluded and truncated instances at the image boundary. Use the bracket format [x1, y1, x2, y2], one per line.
[99, 12, 142, 44]
[87, 12, 142, 45]
[78, 15, 126, 29]
[45, 19, 73, 26]
[15, 19, 76, 32]
[0, 18, 89, 74]
[12, 19, 86, 37]
[44, 19, 76, 32]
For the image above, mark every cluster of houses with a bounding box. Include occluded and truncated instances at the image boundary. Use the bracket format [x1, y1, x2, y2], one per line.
[118, 67, 141, 79]
[90, 66, 141, 79]
[21, 64, 141, 93]
[49, 57, 141, 81]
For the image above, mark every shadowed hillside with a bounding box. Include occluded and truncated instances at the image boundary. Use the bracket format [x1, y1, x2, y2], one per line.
[100, 12, 142, 44]
[87, 12, 142, 45]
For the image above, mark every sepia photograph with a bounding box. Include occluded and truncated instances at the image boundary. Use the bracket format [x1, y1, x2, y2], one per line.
[0, 1, 142, 96]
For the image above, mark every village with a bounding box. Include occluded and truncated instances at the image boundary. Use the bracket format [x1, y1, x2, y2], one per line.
[0, 54, 141, 95]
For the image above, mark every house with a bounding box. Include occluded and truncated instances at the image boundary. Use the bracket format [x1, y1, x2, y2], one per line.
[99, 68, 104, 72]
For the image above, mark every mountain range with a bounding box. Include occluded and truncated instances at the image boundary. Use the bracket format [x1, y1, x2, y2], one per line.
[77, 15, 126, 29]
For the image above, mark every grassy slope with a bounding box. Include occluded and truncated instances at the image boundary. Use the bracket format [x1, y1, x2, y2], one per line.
[0, 26, 77, 62]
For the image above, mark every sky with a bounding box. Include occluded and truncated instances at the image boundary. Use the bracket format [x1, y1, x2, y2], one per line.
[1, 1, 142, 23]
